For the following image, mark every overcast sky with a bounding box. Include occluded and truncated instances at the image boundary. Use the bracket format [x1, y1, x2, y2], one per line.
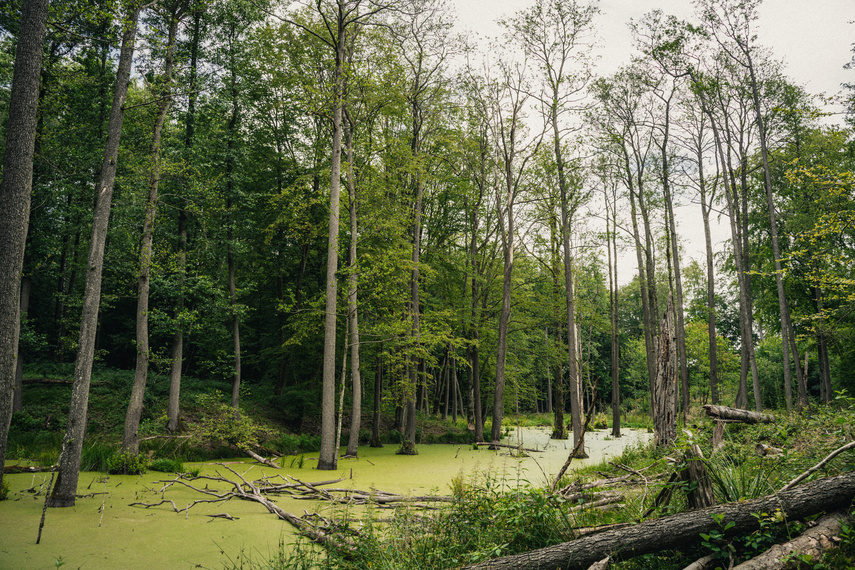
[450, 0, 854, 285]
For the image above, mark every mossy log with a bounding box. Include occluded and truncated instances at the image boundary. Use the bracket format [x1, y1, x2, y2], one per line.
[702, 404, 775, 424]
[461, 471, 855, 570]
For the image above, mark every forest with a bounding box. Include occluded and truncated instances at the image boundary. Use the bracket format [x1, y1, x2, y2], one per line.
[0, 0, 854, 568]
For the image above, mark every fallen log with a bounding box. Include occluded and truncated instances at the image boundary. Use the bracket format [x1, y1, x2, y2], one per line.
[702, 405, 774, 424]
[461, 470, 855, 570]
[476, 442, 543, 453]
[732, 510, 852, 569]
[245, 448, 281, 469]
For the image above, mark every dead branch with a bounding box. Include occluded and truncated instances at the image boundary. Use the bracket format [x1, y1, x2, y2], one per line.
[244, 448, 281, 469]
[206, 513, 239, 521]
[476, 442, 543, 453]
[780, 441, 855, 492]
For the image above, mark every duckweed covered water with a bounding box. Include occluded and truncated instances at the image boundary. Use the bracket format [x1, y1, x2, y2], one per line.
[0, 428, 650, 569]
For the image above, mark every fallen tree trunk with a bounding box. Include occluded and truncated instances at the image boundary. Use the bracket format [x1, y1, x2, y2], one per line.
[703, 405, 774, 424]
[461, 470, 855, 570]
[732, 510, 852, 569]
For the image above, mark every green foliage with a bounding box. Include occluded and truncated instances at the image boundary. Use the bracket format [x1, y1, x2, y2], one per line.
[193, 392, 260, 450]
[106, 452, 149, 475]
[267, 433, 321, 455]
[0, 478, 9, 501]
[149, 458, 185, 473]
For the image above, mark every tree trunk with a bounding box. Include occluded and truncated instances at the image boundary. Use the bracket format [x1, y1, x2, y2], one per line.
[653, 294, 678, 448]
[370, 352, 383, 447]
[344, 114, 361, 459]
[698, 154, 719, 405]
[0, 0, 48, 494]
[606, 188, 620, 438]
[626, 171, 657, 405]
[702, 404, 774, 424]
[167, 7, 201, 433]
[733, 511, 852, 570]
[463, 471, 855, 570]
[491, 186, 514, 445]
[50, 5, 140, 507]
[123, 11, 179, 455]
[318, 24, 347, 472]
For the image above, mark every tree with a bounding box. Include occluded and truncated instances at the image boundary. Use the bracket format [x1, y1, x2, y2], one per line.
[123, 0, 190, 455]
[50, 2, 142, 507]
[697, 0, 803, 411]
[281, 0, 396, 471]
[505, 0, 596, 451]
[0, 0, 50, 495]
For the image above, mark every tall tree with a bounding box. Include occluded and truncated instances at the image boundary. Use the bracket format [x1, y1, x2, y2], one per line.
[389, 0, 455, 455]
[0, 0, 50, 494]
[123, 0, 189, 455]
[698, 0, 802, 410]
[282, 0, 396, 470]
[50, 2, 142, 507]
[505, 0, 596, 451]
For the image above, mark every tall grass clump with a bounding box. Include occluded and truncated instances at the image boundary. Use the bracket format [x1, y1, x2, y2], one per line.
[705, 449, 778, 503]
[80, 442, 117, 472]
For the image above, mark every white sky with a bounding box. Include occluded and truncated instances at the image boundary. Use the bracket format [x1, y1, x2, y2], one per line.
[451, 0, 854, 286]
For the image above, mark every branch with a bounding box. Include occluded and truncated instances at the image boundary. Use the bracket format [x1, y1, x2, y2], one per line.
[780, 441, 855, 492]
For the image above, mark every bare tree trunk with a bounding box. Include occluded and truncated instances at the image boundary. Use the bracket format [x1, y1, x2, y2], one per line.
[653, 295, 678, 448]
[699, 158, 719, 405]
[0, 0, 48, 494]
[318, 22, 347, 472]
[123, 10, 180, 454]
[344, 114, 361, 458]
[167, 8, 201, 432]
[51, 5, 140, 507]
[605, 188, 620, 438]
[370, 352, 383, 447]
[13, 275, 31, 414]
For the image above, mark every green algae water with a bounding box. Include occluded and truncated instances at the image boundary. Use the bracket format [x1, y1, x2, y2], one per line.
[0, 428, 650, 569]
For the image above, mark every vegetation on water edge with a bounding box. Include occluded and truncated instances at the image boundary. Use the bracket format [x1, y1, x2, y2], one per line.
[228, 401, 855, 570]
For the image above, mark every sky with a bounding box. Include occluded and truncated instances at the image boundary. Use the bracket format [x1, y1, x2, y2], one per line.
[450, 0, 854, 285]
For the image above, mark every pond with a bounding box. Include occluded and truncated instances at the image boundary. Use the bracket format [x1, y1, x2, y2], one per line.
[0, 428, 651, 569]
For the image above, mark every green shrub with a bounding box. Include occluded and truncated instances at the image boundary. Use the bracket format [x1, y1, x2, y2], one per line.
[194, 392, 260, 450]
[0, 477, 9, 500]
[106, 452, 148, 475]
[149, 458, 184, 473]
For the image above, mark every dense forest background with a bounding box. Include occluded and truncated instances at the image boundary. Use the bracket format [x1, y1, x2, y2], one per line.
[0, 0, 853, 491]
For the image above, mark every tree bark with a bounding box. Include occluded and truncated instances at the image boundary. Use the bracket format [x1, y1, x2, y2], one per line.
[50, 4, 140, 507]
[653, 295, 678, 447]
[344, 112, 361, 458]
[702, 404, 774, 424]
[0, 0, 49, 495]
[167, 7, 201, 433]
[463, 471, 855, 570]
[123, 8, 180, 455]
[732, 511, 852, 570]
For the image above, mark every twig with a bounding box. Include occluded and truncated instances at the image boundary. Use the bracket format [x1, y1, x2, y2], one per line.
[780, 441, 855, 492]
[476, 442, 543, 453]
[206, 513, 239, 521]
[98, 478, 108, 527]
